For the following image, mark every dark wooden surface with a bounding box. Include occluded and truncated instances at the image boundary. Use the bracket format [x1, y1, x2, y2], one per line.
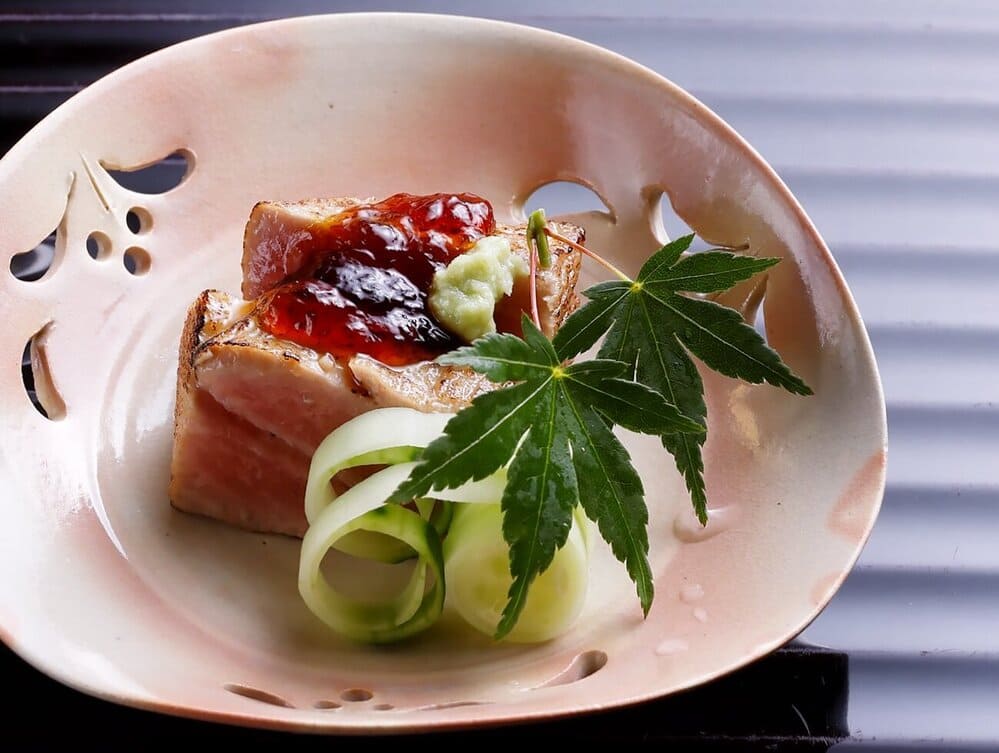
[1, 639, 848, 749]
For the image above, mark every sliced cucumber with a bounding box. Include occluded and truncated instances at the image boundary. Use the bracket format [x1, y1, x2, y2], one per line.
[299, 463, 445, 643]
[304, 407, 453, 523]
[443, 503, 589, 643]
[303, 407, 504, 563]
[299, 406, 576, 643]
[332, 499, 454, 565]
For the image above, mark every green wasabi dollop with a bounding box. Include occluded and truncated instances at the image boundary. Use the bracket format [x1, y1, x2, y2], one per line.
[429, 235, 528, 343]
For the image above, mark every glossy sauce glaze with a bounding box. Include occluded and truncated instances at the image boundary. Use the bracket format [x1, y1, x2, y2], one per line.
[256, 193, 495, 365]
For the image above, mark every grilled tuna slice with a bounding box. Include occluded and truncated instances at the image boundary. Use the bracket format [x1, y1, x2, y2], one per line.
[242, 197, 358, 301]
[169, 291, 313, 536]
[170, 206, 582, 536]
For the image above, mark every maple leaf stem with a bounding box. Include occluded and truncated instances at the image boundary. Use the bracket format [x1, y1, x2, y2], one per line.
[544, 228, 631, 282]
[527, 234, 543, 330]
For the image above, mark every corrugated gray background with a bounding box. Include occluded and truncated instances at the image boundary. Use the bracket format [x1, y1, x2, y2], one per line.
[3, 2, 996, 749]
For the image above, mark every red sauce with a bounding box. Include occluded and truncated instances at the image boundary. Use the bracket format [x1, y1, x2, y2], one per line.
[256, 192, 495, 366]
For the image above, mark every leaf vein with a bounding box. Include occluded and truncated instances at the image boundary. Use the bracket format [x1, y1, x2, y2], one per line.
[426, 377, 551, 484]
[562, 390, 647, 592]
[646, 288, 788, 380]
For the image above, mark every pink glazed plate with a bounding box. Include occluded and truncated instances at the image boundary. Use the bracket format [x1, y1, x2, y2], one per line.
[0, 14, 886, 733]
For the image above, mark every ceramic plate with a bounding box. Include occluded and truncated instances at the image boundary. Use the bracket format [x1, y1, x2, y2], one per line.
[0, 14, 886, 732]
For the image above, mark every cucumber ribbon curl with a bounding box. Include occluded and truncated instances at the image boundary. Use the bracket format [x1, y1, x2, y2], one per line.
[299, 408, 505, 643]
[299, 407, 589, 643]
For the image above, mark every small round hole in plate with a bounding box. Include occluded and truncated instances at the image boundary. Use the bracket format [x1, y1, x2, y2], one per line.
[313, 700, 341, 710]
[222, 683, 293, 708]
[123, 246, 151, 275]
[535, 650, 608, 689]
[340, 688, 373, 703]
[126, 207, 153, 234]
[86, 231, 111, 261]
[417, 701, 486, 711]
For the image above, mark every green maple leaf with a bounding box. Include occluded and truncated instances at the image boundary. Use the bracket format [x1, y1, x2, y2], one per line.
[391, 222, 811, 637]
[553, 235, 811, 524]
[389, 318, 703, 638]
